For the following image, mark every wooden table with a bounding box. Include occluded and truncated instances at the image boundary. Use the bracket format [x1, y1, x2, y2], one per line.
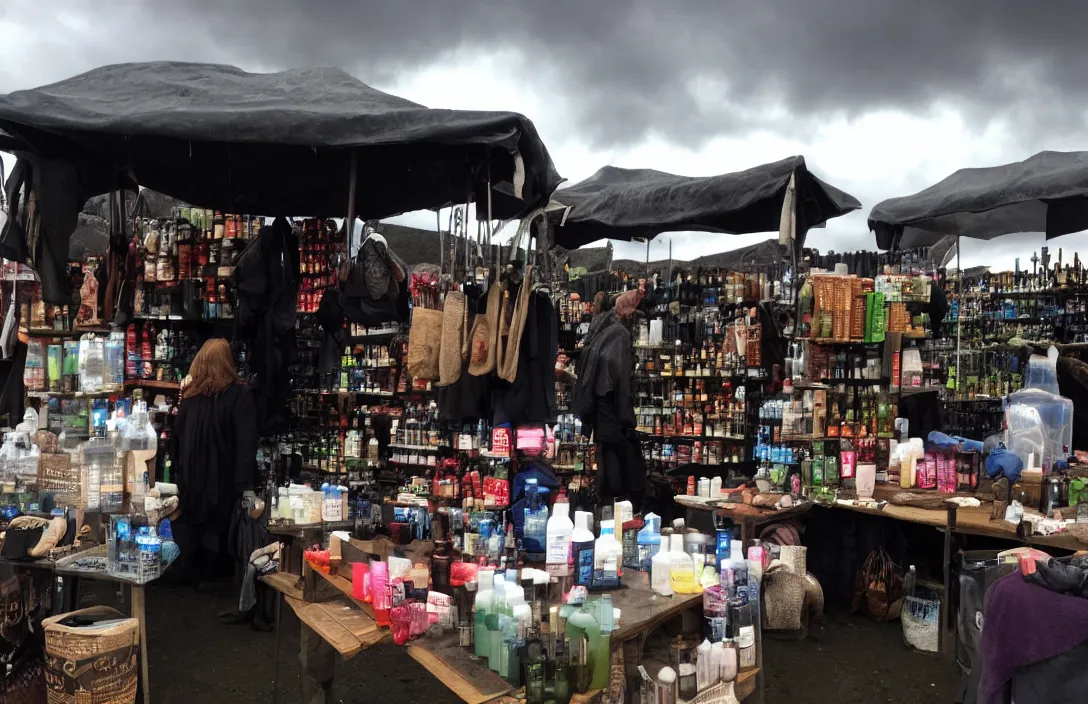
[817, 485, 1086, 660]
[265, 537, 762, 704]
[261, 545, 389, 704]
[675, 496, 813, 545]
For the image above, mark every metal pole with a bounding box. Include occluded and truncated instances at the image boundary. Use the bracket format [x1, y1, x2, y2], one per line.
[345, 150, 358, 243]
[667, 238, 673, 285]
[645, 238, 651, 279]
[437, 209, 444, 275]
[956, 236, 962, 399]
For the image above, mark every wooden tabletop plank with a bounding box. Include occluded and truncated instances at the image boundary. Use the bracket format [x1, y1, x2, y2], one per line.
[609, 572, 703, 644]
[284, 595, 364, 659]
[824, 500, 1085, 552]
[260, 571, 304, 600]
[407, 631, 513, 704]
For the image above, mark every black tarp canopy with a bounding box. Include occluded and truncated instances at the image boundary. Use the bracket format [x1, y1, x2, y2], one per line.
[869, 150, 1088, 250]
[0, 61, 561, 220]
[544, 156, 860, 250]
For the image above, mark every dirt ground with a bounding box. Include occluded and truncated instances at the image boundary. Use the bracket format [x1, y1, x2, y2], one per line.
[142, 581, 961, 704]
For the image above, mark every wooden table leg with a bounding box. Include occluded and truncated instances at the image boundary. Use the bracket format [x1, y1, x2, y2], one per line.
[300, 621, 335, 704]
[272, 591, 283, 704]
[941, 503, 958, 661]
[131, 584, 150, 704]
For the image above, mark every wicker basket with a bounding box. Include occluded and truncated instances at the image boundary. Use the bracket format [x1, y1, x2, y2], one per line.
[43, 606, 139, 704]
[688, 680, 741, 704]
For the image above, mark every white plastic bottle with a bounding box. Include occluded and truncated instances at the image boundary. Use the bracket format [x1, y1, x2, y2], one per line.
[571, 511, 596, 586]
[545, 499, 574, 576]
[668, 533, 695, 591]
[651, 534, 675, 596]
[593, 519, 623, 589]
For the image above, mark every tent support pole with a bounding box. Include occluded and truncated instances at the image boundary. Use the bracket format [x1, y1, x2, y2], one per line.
[645, 238, 650, 279]
[345, 150, 358, 245]
[437, 210, 444, 276]
[956, 236, 962, 397]
[667, 239, 673, 284]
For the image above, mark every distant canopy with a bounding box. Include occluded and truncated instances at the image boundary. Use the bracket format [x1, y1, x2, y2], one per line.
[869, 150, 1088, 250]
[544, 156, 861, 250]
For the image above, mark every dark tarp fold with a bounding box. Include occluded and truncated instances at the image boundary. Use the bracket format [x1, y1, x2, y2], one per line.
[0, 61, 561, 220]
[869, 150, 1088, 250]
[545, 156, 860, 250]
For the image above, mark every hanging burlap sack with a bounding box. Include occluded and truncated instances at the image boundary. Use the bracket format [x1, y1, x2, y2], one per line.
[498, 266, 534, 383]
[406, 307, 444, 382]
[468, 281, 504, 376]
[436, 291, 467, 387]
[44, 606, 140, 704]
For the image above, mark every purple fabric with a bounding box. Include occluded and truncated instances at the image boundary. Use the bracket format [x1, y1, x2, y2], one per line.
[979, 572, 1088, 704]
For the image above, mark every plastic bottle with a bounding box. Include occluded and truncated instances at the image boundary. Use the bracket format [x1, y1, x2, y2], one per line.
[651, 534, 674, 596]
[474, 590, 492, 657]
[696, 639, 714, 690]
[715, 521, 732, 572]
[522, 478, 549, 560]
[546, 499, 574, 576]
[668, 533, 697, 592]
[709, 641, 725, 686]
[729, 541, 749, 604]
[593, 520, 623, 589]
[710, 475, 723, 498]
[571, 511, 595, 587]
[636, 513, 661, 571]
[371, 560, 390, 626]
[487, 613, 503, 671]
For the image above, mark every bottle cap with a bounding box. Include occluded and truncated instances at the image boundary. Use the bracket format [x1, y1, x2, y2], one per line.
[574, 511, 590, 531]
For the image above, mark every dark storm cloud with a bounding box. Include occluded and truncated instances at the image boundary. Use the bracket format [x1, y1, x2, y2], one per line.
[3, 1, 1088, 149]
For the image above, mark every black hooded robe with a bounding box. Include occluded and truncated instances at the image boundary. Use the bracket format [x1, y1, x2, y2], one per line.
[172, 383, 258, 581]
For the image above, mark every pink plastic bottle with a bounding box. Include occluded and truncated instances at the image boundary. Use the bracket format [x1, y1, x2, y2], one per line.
[352, 561, 370, 602]
[371, 560, 391, 626]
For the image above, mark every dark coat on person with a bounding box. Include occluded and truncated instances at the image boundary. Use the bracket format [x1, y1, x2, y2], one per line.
[173, 383, 258, 550]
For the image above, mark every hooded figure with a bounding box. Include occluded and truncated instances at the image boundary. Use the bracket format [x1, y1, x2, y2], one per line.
[572, 288, 646, 507]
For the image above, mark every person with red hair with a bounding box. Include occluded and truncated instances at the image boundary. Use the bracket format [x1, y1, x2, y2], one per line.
[172, 338, 258, 587]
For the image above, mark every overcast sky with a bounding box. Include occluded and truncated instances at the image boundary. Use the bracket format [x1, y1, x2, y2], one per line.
[3, 1, 1088, 270]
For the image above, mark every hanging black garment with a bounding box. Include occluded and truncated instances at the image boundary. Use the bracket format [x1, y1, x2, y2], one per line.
[0, 156, 86, 305]
[232, 218, 299, 434]
[0, 341, 26, 427]
[572, 310, 636, 439]
[898, 390, 943, 440]
[596, 430, 647, 508]
[493, 290, 558, 427]
[436, 285, 492, 423]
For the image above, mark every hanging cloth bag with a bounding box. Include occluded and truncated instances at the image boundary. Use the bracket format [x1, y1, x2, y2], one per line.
[436, 290, 468, 387]
[407, 305, 444, 382]
[499, 265, 534, 383]
[468, 280, 504, 376]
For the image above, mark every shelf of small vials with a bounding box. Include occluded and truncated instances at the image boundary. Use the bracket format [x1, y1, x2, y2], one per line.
[27, 390, 115, 401]
[124, 379, 181, 391]
[27, 327, 112, 338]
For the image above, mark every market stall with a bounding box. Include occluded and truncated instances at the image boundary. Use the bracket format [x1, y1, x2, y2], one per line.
[0, 59, 562, 704]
